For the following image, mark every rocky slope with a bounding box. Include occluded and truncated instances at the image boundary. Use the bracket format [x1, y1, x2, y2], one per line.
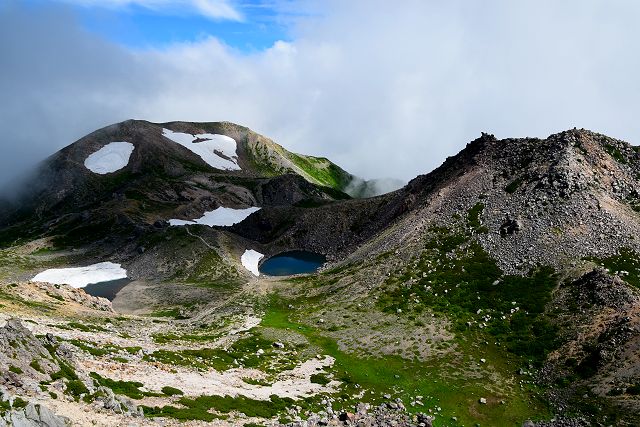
[2, 126, 640, 425]
[231, 129, 640, 268]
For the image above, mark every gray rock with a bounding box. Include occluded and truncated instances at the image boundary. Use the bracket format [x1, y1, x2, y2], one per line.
[7, 410, 34, 427]
[116, 395, 143, 417]
[36, 404, 70, 427]
[95, 386, 142, 417]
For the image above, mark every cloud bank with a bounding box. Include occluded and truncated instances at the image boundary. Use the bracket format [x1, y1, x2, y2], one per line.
[1, 0, 640, 189]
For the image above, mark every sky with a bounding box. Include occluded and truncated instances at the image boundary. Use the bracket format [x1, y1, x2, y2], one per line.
[1, 0, 640, 188]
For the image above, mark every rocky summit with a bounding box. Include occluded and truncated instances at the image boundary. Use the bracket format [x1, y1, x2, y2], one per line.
[2, 123, 640, 426]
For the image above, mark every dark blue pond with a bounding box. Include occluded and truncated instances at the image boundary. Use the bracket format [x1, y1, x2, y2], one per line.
[83, 278, 131, 301]
[259, 251, 326, 276]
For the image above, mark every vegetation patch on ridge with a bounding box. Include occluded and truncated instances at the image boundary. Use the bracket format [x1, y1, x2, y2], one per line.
[378, 226, 559, 366]
[143, 394, 297, 421]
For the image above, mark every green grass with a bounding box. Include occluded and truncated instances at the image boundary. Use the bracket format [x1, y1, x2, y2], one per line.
[49, 357, 89, 400]
[50, 360, 78, 382]
[310, 373, 331, 385]
[253, 218, 558, 425]
[467, 202, 484, 228]
[186, 249, 241, 289]
[90, 372, 161, 399]
[0, 397, 9, 415]
[12, 397, 28, 409]
[587, 248, 640, 288]
[143, 394, 296, 421]
[66, 338, 140, 357]
[30, 359, 44, 373]
[241, 377, 271, 386]
[151, 332, 221, 344]
[466, 202, 488, 233]
[145, 333, 279, 372]
[161, 386, 184, 396]
[66, 380, 89, 399]
[67, 339, 112, 356]
[245, 139, 352, 193]
[286, 152, 352, 191]
[378, 227, 559, 366]
[0, 286, 52, 311]
[9, 365, 23, 374]
[260, 299, 552, 426]
[66, 322, 108, 333]
[149, 308, 189, 320]
[46, 292, 65, 302]
[603, 144, 627, 164]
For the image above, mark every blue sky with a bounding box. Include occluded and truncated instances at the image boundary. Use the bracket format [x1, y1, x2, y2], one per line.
[26, 0, 303, 51]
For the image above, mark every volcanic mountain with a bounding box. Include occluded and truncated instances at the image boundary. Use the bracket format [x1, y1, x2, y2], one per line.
[1, 124, 640, 426]
[0, 120, 399, 248]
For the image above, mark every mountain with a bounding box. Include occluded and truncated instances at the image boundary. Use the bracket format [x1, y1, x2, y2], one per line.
[0, 120, 396, 248]
[1, 126, 640, 426]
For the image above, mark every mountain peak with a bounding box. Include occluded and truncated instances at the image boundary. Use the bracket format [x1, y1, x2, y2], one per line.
[0, 119, 403, 246]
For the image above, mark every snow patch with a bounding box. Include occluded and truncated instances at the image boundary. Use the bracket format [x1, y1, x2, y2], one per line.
[169, 206, 260, 227]
[162, 128, 240, 170]
[32, 262, 127, 288]
[241, 249, 264, 276]
[84, 142, 135, 174]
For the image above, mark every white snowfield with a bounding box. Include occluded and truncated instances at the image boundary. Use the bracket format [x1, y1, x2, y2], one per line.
[241, 249, 264, 276]
[162, 128, 241, 170]
[84, 142, 135, 174]
[31, 262, 128, 288]
[169, 206, 261, 227]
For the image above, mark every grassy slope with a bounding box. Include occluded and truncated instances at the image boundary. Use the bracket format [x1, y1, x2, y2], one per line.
[260, 296, 551, 426]
[252, 203, 561, 426]
[285, 152, 353, 191]
[245, 136, 354, 193]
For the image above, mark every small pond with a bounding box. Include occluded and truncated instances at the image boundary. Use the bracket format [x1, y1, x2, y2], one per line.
[259, 251, 326, 276]
[83, 278, 131, 301]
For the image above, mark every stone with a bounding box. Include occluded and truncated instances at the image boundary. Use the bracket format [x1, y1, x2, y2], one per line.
[500, 218, 522, 236]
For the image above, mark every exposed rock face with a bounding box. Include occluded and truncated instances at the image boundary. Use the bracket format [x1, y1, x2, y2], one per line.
[2, 401, 71, 427]
[0, 316, 146, 424]
[0, 319, 57, 395]
[541, 269, 640, 423]
[568, 268, 637, 309]
[20, 282, 113, 313]
[233, 129, 640, 274]
[500, 217, 522, 236]
[93, 386, 143, 417]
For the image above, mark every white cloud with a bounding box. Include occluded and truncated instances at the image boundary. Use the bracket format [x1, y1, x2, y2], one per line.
[57, 0, 243, 21]
[2, 0, 640, 189]
[192, 0, 242, 21]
